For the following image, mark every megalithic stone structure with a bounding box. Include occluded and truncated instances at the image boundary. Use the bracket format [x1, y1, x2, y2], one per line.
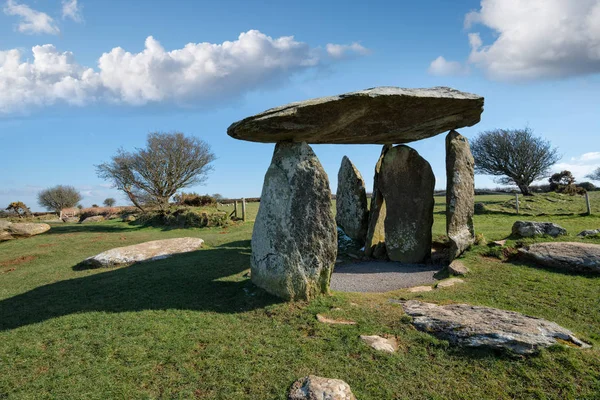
[336, 156, 369, 245]
[446, 130, 475, 260]
[365, 145, 391, 259]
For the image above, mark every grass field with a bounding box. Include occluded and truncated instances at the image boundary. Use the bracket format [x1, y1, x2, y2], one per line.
[1, 193, 599, 399]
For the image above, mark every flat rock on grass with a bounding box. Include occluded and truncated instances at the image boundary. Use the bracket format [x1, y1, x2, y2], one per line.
[360, 335, 398, 353]
[81, 216, 105, 223]
[577, 229, 600, 238]
[81, 237, 204, 268]
[436, 278, 464, 288]
[519, 242, 600, 273]
[7, 223, 51, 237]
[448, 260, 469, 276]
[402, 300, 590, 355]
[288, 375, 356, 400]
[408, 285, 433, 293]
[511, 221, 567, 238]
[228, 86, 483, 144]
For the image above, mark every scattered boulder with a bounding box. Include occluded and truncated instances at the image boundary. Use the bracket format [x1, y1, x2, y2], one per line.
[360, 335, 398, 353]
[288, 375, 356, 400]
[81, 216, 105, 224]
[366, 145, 435, 263]
[336, 156, 368, 244]
[446, 130, 475, 260]
[62, 217, 79, 223]
[228, 86, 484, 145]
[408, 285, 433, 293]
[511, 221, 567, 238]
[436, 278, 464, 288]
[474, 203, 487, 215]
[7, 223, 51, 237]
[448, 260, 469, 276]
[251, 142, 337, 301]
[81, 237, 204, 268]
[316, 314, 357, 325]
[518, 242, 600, 273]
[402, 300, 590, 355]
[578, 229, 600, 238]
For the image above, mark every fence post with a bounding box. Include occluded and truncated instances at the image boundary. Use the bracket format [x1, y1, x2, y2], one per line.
[234, 200, 238, 219]
[585, 191, 591, 215]
[242, 198, 247, 222]
[515, 193, 519, 214]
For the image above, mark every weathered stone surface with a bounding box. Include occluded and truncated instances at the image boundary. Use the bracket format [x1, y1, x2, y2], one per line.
[365, 145, 435, 263]
[360, 335, 398, 353]
[62, 217, 79, 223]
[436, 278, 464, 288]
[512, 221, 567, 238]
[81, 215, 105, 224]
[0, 220, 13, 230]
[578, 229, 600, 237]
[448, 260, 469, 276]
[336, 156, 368, 244]
[228, 87, 484, 144]
[8, 223, 51, 237]
[519, 242, 600, 273]
[251, 142, 337, 301]
[288, 375, 356, 400]
[81, 237, 204, 268]
[365, 145, 390, 259]
[446, 130, 475, 260]
[408, 285, 433, 293]
[0, 231, 14, 241]
[402, 300, 590, 355]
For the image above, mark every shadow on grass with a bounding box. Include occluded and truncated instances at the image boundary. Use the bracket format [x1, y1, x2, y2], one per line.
[0, 239, 281, 331]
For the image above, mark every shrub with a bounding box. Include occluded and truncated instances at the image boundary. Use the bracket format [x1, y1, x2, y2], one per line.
[174, 192, 217, 207]
[578, 182, 597, 191]
[132, 209, 228, 228]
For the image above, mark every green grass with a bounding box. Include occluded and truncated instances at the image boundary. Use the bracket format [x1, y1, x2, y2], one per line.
[1, 194, 599, 399]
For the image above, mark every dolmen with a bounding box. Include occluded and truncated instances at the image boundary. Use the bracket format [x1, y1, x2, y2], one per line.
[228, 86, 484, 300]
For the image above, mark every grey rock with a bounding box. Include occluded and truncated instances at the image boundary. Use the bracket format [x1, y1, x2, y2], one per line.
[402, 300, 590, 355]
[577, 229, 600, 238]
[518, 242, 600, 273]
[365, 145, 435, 263]
[228, 86, 484, 144]
[0, 220, 12, 231]
[62, 217, 79, 223]
[448, 260, 469, 276]
[360, 335, 398, 353]
[512, 221, 567, 238]
[0, 231, 14, 241]
[336, 156, 368, 244]
[365, 145, 391, 259]
[81, 215, 105, 224]
[251, 142, 337, 301]
[446, 130, 475, 260]
[81, 237, 204, 268]
[288, 375, 356, 400]
[8, 223, 51, 237]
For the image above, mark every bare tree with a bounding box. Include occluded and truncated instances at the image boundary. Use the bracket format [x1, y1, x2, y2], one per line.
[96, 132, 216, 211]
[38, 185, 82, 213]
[103, 198, 116, 207]
[586, 167, 600, 181]
[471, 128, 560, 195]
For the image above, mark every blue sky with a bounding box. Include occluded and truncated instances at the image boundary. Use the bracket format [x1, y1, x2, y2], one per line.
[1, 0, 599, 211]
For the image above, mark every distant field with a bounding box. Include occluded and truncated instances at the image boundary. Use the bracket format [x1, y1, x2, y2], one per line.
[1, 192, 599, 399]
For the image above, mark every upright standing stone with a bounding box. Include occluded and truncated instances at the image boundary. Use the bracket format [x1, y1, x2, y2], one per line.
[251, 142, 337, 300]
[365, 145, 391, 259]
[365, 145, 435, 263]
[446, 130, 475, 260]
[336, 156, 369, 244]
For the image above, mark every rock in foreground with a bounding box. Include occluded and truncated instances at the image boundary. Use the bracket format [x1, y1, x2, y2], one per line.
[402, 300, 590, 355]
[336, 156, 368, 244]
[512, 221, 567, 238]
[288, 375, 356, 400]
[81, 238, 204, 268]
[519, 242, 600, 273]
[251, 142, 337, 301]
[228, 87, 484, 144]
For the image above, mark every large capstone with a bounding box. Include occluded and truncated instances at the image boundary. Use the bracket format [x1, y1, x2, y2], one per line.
[365, 145, 435, 263]
[228, 87, 484, 144]
[251, 142, 337, 301]
[336, 156, 368, 244]
[518, 242, 600, 273]
[446, 130, 475, 260]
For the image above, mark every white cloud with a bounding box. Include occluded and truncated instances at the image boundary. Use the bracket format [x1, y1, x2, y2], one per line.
[325, 42, 370, 59]
[552, 152, 600, 181]
[62, 0, 82, 22]
[3, 0, 60, 35]
[431, 0, 600, 81]
[0, 30, 369, 114]
[428, 56, 469, 76]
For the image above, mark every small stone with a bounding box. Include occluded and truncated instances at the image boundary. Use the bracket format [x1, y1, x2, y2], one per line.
[288, 375, 356, 400]
[408, 286, 433, 293]
[577, 229, 600, 238]
[491, 240, 507, 247]
[448, 260, 469, 276]
[436, 278, 464, 288]
[360, 335, 398, 353]
[511, 221, 567, 238]
[316, 314, 357, 325]
[518, 242, 600, 273]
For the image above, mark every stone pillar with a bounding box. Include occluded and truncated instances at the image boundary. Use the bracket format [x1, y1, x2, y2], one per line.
[251, 142, 337, 301]
[446, 130, 475, 260]
[336, 156, 369, 245]
[365, 145, 435, 263]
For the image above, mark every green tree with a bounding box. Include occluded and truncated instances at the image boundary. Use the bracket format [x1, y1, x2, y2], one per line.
[5, 201, 32, 218]
[103, 198, 116, 207]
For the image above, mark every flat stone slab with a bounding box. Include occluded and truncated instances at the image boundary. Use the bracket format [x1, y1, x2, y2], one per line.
[6, 223, 51, 237]
[330, 261, 440, 293]
[228, 87, 484, 144]
[408, 285, 433, 293]
[436, 278, 464, 288]
[519, 242, 600, 273]
[81, 238, 204, 268]
[402, 300, 590, 355]
[360, 335, 398, 353]
[512, 221, 567, 238]
[289, 375, 356, 400]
